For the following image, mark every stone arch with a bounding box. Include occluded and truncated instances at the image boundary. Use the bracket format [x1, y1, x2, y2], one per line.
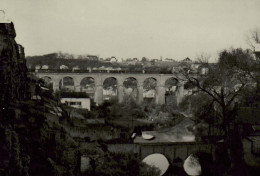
[184, 151, 214, 175]
[142, 153, 170, 175]
[59, 76, 74, 91]
[143, 77, 157, 104]
[165, 77, 179, 108]
[80, 77, 95, 99]
[103, 77, 118, 101]
[123, 77, 138, 101]
[165, 77, 178, 93]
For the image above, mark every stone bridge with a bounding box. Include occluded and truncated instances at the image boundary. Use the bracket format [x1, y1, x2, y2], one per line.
[137, 142, 216, 162]
[80, 142, 216, 164]
[33, 72, 187, 105]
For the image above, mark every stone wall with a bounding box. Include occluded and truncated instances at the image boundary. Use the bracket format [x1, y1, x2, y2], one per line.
[0, 22, 29, 107]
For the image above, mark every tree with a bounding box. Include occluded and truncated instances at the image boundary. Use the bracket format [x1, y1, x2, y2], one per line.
[245, 28, 260, 50]
[141, 57, 148, 63]
[182, 48, 257, 165]
[195, 52, 210, 64]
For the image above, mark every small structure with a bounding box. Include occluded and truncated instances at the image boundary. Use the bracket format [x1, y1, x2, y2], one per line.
[60, 92, 91, 111]
[35, 65, 41, 70]
[60, 65, 69, 70]
[41, 65, 49, 69]
[254, 44, 260, 59]
[242, 125, 260, 167]
[72, 66, 80, 71]
[109, 56, 117, 62]
[200, 67, 209, 75]
[87, 55, 99, 60]
[182, 57, 192, 63]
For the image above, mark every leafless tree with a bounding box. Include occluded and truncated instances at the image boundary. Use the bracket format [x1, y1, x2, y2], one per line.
[245, 28, 260, 50]
[181, 48, 257, 164]
[195, 52, 211, 64]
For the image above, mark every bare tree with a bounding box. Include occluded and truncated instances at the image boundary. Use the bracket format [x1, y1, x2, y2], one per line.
[245, 28, 260, 50]
[181, 48, 257, 165]
[195, 52, 211, 64]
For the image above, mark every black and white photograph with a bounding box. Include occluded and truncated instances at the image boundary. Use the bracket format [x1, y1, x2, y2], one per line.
[1, 0, 260, 175]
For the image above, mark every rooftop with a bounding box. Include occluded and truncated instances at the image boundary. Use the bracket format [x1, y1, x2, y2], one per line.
[134, 118, 195, 144]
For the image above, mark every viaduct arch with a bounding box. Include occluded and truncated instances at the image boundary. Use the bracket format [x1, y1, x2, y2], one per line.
[34, 72, 186, 105]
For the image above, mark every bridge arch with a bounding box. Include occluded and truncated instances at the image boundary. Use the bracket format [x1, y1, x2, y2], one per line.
[80, 77, 95, 99]
[123, 77, 138, 102]
[143, 77, 157, 104]
[33, 72, 187, 105]
[103, 77, 118, 101]
[184, 151, 214, 175]
[165, 77, 179, 109]
[59, 76, 74, 91]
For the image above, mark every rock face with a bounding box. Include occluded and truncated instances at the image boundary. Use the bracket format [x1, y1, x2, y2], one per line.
[0, 22, 29, 107]
[0, 22, 79, 176]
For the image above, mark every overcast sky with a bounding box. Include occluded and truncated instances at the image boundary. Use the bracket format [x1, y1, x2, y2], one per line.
[2, 0, 260, 61]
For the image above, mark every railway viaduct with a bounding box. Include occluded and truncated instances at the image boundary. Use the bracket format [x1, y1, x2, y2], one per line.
[33, 71, 187, 105]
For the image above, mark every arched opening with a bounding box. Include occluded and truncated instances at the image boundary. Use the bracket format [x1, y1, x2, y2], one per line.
[143, 77, 157, 104]
[184, 151, 214, 176]
[123, 77, 138, 102]
[184, 81, 195, 95]
[41, 76, 53, 90]
[103, 77, 117, 101]
[59, 76, 74, 91]
[80, 77, 95, 99]
[165, 78, 179, 109]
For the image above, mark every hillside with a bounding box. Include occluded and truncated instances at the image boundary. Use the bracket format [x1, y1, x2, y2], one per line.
[26, 53, 182, 74]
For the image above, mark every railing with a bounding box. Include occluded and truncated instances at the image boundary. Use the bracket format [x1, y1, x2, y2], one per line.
[29, 69, 174, 74]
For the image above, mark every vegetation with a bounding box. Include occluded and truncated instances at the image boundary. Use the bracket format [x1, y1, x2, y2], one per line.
[182, 48, 260, 173]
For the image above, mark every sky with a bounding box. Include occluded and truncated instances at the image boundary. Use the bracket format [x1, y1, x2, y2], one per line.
[2, 0, 260, 61]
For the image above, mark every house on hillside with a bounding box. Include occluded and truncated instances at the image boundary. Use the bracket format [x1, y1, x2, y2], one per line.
[35, 65, 41, 71]
[254, 44, 260, 59]
[126, 58, 139, 65]
[106, 56, 117, 62]
[191, 63, 200, 70]
[42, 65, 49, 70]
[200, 67, 209, 75]
[182, 57, 192, 63]
[87, 55, 99, 60]
[72, 66, 80, 71]
[60, 65, 69, 70]
[165, 58, 175, 62]
[151, 59, 159, 62]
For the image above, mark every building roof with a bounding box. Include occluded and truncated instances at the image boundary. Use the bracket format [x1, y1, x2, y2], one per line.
[134, 118, 195, 144]
[60, 92, 89, 98]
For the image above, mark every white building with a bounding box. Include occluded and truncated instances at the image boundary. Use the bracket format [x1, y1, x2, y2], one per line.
[41, 65, 49, 69]
[61, 98, 91, 111]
